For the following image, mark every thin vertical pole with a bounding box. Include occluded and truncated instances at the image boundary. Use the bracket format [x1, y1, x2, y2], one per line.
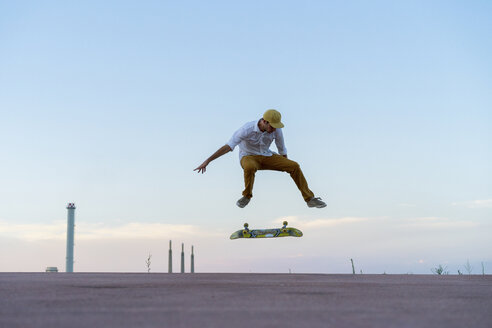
[181, 243, 185, 273]
[191, 245, 195, 273]
[168, 240, 172, 273]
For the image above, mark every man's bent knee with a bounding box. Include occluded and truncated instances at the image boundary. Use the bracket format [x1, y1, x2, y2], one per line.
[241, 157, 260, 172]
[243, 166, 258, 174]
[286, 160, 300, 172]
[242, 161, 259, 171]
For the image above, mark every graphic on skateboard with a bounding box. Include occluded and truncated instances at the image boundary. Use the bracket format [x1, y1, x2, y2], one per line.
[230, 221, 303, 240]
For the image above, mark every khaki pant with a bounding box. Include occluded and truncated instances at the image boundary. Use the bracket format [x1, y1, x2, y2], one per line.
[240, 154, 314, 202]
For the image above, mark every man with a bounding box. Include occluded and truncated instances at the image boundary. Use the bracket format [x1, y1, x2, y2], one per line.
[194, 109, 326, 209]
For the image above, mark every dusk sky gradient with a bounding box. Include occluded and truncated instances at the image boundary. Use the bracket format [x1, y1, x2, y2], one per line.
[1, 0, 491, 274]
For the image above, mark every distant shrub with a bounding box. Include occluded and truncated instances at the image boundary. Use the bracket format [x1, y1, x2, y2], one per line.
[431, 264, 449, 275]
[463, 260, 473, 274]
[146, 253, 152, 273]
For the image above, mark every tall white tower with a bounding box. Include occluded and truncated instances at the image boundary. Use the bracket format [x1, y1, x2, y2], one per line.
[66, 203, 76, 273]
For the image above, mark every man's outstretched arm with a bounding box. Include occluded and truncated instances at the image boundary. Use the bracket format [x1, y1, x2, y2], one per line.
[194, 144, 232, 174]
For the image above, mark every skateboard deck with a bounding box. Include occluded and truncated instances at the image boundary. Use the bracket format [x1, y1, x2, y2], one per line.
[230, 221, 303, 240]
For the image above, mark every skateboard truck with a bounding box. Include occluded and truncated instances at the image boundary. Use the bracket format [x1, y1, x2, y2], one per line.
[242, 223, 250, 236]
[281, 221, 288, 233]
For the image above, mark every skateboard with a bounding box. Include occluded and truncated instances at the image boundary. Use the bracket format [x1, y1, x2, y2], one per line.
[230, 221, 303, 240]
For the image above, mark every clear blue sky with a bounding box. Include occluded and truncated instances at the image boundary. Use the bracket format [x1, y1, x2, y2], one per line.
[0, 0, 491, 274]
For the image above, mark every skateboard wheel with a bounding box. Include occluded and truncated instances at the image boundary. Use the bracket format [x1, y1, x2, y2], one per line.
[283, 221, 288, 226]
[244, 223, 249, 228]
[282, 229, 288, 233]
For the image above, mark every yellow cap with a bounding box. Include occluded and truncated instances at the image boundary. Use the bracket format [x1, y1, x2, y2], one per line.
[263, 109, 284, 128]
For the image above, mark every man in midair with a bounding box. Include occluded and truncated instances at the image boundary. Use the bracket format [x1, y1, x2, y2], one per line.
[194, 109, 326, 209]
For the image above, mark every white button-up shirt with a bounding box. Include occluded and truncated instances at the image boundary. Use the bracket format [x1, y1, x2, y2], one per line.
[227, 120, 287, 162]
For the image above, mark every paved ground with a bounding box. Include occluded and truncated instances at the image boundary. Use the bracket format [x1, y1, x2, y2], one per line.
[0, 273, 491, 328]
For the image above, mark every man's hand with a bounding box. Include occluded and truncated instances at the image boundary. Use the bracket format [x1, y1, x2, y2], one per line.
[194, 161, 209, 174]
[194, 145, 232, 174]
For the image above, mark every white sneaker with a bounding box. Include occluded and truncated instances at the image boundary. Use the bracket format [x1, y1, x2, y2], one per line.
[236, 196, 251, 208]
[307, 197, 326, 208]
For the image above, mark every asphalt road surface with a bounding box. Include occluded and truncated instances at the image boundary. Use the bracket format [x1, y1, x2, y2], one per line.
[1, 273, 491, 328]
